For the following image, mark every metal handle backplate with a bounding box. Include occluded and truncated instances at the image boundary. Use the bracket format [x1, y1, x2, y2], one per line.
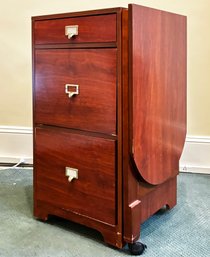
[65, 25, 78, 39]
[65, 84, 79, 98]
[65, 167, 78, 182]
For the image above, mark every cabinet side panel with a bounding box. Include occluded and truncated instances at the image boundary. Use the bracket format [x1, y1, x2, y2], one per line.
[129, 4, 187, 185]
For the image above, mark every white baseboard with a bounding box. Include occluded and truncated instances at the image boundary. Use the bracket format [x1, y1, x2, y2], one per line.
[179, 135, 210, 174]
[0, 126, 33, 165]
[0, 127, 209, 174]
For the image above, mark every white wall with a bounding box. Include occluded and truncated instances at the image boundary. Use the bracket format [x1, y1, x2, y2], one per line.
[1, 1, 210, 136]
[0, 1, 210, 171]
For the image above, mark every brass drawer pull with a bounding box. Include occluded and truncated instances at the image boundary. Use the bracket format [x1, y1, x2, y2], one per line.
[65, 25, 79, 39]
[65, 167, 78, 182]
[65, 84, 79, 98]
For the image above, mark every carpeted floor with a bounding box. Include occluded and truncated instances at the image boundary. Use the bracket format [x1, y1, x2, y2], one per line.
[0, 169, 209, 257]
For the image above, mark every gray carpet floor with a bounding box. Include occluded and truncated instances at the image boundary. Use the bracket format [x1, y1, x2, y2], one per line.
[0, 169, 209, 257]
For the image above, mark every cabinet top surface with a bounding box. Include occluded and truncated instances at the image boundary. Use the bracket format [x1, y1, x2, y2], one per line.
[32, 5, 186, 21]
[32, 7, 125, 21]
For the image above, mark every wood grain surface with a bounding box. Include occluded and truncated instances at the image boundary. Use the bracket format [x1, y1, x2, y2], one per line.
[33, 5, 187, 248]
[34, 127, 116, 225]
[34, 49, 117, 135]
[130, 4, 187, 185]
[34, 14, 116, 44]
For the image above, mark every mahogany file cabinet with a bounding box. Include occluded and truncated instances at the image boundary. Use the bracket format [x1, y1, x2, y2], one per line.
[32, 4, 186, 255]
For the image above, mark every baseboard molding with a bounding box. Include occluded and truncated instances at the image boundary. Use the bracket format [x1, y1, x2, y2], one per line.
[0, 127, 210, 174]
[0, 126, 33, 165]
[179, 135, 210, 174]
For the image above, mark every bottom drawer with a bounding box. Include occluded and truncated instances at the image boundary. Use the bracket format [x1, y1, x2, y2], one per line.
[34, 127, 116, 225]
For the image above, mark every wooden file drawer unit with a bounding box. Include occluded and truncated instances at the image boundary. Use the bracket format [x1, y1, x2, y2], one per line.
[32, 4, 186, 255]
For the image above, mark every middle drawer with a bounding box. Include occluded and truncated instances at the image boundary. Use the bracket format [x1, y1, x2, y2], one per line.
[34, 48, 117, 135]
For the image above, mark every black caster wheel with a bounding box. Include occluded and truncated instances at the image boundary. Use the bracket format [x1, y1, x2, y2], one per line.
[155, 205, 168, 215]
[128, 242, 147, 255]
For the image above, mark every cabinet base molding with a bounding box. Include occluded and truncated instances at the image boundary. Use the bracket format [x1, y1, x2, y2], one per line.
[34, 201, 124, 248]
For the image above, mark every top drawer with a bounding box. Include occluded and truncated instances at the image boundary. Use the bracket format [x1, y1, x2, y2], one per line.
[34, 14, 117, 44]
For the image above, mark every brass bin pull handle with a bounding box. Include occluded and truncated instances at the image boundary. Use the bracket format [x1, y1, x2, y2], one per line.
[65, 167, 78, 182]
[65, 25, 79, 39]
[65, 84, 79, 98]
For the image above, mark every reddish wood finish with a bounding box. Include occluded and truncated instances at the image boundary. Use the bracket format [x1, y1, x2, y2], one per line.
[138, 176, 177, 223]
[32, 4, 187, 250]
[122, 5, 186, 245]
[130, 4, 187, 185]
[33, 7, 123, 248]
[34, 127, 116, 225]
[34, 49, 117, 135]
[123, 165, 177, 244]
[34, 14, 116, 44]
[34, 200, 124, 248]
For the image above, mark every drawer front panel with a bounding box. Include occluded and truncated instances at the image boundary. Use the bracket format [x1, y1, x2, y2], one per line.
[34, 14, 116, 44]
[34, 49, 117, 135]
[35, 127, 116, 225]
